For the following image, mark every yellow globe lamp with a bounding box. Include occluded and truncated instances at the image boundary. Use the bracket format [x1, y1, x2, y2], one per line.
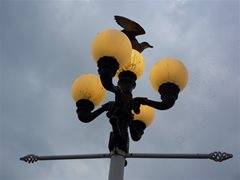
[150, 58, 188, 92]
[71, 74, 106, 107]
[133, 105, 156, 127]
[115, 49, 145, 79]
[92, 29, 132, 67]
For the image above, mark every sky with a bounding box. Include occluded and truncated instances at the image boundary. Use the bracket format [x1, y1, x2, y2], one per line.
[1, 0, 239, 180]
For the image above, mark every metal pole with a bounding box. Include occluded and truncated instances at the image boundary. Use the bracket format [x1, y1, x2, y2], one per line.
[127, 153, 209, 159]
[20, 153, 110, 163]
[108, 150, 126, 180]
[126, 152, 233, 162]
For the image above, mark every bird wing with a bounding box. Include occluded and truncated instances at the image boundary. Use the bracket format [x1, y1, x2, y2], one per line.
[114, 15, 145, 36]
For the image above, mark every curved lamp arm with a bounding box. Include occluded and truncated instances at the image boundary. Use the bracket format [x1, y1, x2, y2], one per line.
[146, 97, 176, 110]
[98, 68, 119, 93]
[131, 95, 177, 112]
[97, 57, 120, 93]
[131, 83, 180, 112]
[76, 100, 114, 123]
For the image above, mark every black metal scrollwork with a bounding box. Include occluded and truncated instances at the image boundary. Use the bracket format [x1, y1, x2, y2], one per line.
[20, 154, 39, 163]
[209, 151, 233, 162]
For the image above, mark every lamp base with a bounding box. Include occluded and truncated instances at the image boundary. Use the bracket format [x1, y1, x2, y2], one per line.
[129, 120, 146, 141]
[76, 99, 94, 111]
[158, 83, 180, 101]
[97, 56, 119, 73]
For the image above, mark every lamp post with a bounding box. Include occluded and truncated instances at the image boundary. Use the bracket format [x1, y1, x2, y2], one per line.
[20, 23, 232, 180]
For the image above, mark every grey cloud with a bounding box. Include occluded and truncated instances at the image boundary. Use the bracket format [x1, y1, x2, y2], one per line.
[1, 0, 239, 180]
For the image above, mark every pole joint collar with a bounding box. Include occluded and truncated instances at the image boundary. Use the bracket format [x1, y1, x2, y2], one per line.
[110, 148, 127, 158]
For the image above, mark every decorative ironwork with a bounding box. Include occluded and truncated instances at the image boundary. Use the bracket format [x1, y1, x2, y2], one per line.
[209, 151, 233, 162]
[20, 153, 111, 164]
[20, 154, 39, 163]
[20, 151, 233, 164]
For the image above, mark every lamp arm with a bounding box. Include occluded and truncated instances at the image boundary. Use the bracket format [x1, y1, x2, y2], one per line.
[77, 107, 105, 123]
[77, 101, 114, 123]
[97, 57, 120, 93]
[99, 72, 119, 93]
[144, 97, 176, 110]
[131, 95, 177, 112]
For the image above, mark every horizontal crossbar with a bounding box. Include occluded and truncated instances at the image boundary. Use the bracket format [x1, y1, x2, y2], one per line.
[20, 151, 232, 164]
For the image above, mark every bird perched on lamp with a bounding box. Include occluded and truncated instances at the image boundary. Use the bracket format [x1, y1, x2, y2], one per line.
[114, 15, 153, 53]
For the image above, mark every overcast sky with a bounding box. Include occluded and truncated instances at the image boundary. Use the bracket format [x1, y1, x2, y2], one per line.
[1, 0, 239, 180]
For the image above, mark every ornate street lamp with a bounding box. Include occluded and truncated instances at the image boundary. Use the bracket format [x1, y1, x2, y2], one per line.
[20, 17, 232, 180]
[72, 28, 189, 154]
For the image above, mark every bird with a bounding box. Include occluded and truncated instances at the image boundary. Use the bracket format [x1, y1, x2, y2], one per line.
[114, 15, 153, 53]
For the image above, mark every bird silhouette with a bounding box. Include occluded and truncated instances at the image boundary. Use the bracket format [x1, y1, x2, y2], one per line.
[114, 15, 153, 53]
